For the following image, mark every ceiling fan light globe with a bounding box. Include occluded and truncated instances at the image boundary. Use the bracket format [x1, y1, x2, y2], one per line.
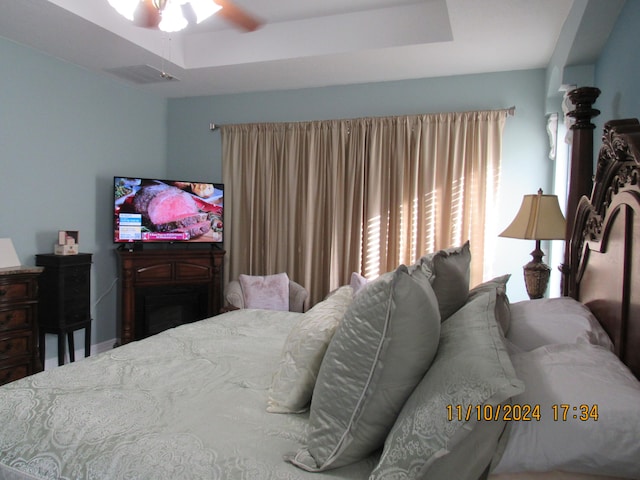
[189, 0, 222, 23]
[108, 0, 259, 32]
[158, 0, 188, 32]
[108, 0, 139, 21]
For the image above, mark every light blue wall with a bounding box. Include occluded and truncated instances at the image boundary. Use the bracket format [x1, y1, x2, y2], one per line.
[6, 0, 637, 363]
[168, 70, 553, 302]
[0, 37, 167, 359]
[594, 0, 640, 134]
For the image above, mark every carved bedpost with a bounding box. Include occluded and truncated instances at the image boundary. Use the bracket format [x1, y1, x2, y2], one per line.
[560, 86, 600, 297]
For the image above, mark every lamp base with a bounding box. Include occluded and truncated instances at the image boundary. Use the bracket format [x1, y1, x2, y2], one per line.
[523, 242, 550, 299]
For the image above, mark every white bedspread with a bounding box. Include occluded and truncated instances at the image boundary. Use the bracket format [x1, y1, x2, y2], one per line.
[0, 309, 376, 480]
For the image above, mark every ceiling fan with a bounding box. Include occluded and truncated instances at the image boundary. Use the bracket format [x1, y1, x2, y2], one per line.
[108, 0, 262, 33]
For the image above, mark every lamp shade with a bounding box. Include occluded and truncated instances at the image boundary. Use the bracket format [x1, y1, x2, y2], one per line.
[499, 189, 566, 240]
[0, 238, 21, 268]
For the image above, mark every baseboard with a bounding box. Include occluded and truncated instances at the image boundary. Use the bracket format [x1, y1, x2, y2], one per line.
[43, 338, 116, 371]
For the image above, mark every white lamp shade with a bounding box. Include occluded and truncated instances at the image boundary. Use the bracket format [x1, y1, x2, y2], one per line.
[0, 238, 21, 268]
[500, 189, 566, 240]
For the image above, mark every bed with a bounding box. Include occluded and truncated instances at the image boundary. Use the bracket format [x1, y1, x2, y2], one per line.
[1, 91, 639, 480]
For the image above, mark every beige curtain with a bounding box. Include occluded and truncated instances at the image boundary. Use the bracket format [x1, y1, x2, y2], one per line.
[221, 110, 507, 306]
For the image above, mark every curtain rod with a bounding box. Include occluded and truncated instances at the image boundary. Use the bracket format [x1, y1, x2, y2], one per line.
[209, 107, 515, 130]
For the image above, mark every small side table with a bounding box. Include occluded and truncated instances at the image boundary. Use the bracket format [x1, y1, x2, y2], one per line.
[35, 253, 92, 366]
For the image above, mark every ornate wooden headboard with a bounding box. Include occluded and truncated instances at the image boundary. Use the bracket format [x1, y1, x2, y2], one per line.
[564, 105, 640, 379]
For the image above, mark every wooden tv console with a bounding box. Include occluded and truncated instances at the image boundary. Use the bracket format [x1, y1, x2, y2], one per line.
[116, 247, 225, 345]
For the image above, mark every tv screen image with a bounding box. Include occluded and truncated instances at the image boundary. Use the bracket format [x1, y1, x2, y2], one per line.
[113, 177, 223, 244]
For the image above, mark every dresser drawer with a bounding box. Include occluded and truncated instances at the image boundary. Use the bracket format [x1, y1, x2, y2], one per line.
[0, 332, 32, 359]
[0, 361, 30, 386]
[0, 280, 32, 304]
[0, 306, 32, 332]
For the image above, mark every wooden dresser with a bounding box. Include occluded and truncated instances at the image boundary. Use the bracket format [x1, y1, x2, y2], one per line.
[0, 266, 43, 386]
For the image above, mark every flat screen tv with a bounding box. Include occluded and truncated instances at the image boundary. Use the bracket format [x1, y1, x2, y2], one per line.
[113, 177, 223, 244]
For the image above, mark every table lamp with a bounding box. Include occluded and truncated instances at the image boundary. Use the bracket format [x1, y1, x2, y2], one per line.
[499, 189, 566, 299]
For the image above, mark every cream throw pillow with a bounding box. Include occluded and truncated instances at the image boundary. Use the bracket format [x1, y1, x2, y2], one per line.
[287, 264, 441, 471]
[239, 273, 289, 311]
[267, 286, 353, 413]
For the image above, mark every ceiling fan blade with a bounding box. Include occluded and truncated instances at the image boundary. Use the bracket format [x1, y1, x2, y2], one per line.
[133, 0, 161, 29]
[213, 0, 262, 32]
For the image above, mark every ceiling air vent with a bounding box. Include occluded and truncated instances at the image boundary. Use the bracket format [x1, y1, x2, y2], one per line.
[105, 65, 179, 84]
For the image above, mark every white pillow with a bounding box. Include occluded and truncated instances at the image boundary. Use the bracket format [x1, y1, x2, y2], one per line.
[239, 272, 290, 311]
[491, 343, 640, 478]
[287, 264, 441, 471]
[506, 297, 613, 352]
[267, 286, 352, 413]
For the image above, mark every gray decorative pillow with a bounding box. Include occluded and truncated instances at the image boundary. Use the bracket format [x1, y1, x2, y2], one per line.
[369, 289, 524, 480]
[286, 264, 441, 471]
[419, 241, 471, 320]
[468, 274, 511, 334]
